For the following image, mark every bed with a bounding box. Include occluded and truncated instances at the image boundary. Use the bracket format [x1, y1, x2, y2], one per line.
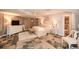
[32, 26, 51, 37]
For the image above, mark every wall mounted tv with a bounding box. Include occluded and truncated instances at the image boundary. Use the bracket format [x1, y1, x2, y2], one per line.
[11, 20, 20, 25]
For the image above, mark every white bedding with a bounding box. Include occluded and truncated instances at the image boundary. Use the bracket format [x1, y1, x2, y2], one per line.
[32, 26, 51, 37]
[18, 32, 37, 42]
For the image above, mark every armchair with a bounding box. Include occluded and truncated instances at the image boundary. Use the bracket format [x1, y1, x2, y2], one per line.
[62, 30, 79, 49]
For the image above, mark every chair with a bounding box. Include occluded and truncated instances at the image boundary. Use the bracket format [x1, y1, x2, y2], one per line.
[16, 32, 37, 48]
[62, 30, 79, 49]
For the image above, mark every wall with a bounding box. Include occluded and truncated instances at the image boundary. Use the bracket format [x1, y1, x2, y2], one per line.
[70, 13, 79, 31]
[39, 14, 64, 36]
[40, 13, 73, 36]
[51, 13, 73, 36]
[74, 13, 79, 30]
[72, 13, 76, 30]
[49, 14, 64, 36]
[0, 13, 5, 35]
[4, 14, 14, 26]
[4, 14, 25, 26]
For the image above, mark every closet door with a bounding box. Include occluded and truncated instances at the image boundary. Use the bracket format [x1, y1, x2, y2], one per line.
[0, 13, 4, 35]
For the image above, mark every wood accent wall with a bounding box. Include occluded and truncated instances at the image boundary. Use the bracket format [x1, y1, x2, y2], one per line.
[0, 13, 5, 35]
[12, 16, 39, 29]
[24, 17, 39, 29]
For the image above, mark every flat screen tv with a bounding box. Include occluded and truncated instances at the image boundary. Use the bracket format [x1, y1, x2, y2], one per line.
[11, 20, 20, 25]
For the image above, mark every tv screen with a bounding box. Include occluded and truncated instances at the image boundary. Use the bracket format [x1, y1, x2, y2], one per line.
[12, 20, 19, 25]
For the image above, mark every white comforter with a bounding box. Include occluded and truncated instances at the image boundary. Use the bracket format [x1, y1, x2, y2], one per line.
[32, 26, 51, 37]
[18, 32, 37, 42]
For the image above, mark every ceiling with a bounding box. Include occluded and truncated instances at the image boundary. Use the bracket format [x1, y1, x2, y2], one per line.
[0, 9, 79, 17]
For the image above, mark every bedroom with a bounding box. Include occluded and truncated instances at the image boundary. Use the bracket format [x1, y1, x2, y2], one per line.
[0, 9, 79, 49]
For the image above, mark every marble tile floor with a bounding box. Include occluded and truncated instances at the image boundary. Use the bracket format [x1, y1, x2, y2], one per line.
[0, 33, 68, 49]
[22, 34, 68, 49]
[0, 34, 18, 49]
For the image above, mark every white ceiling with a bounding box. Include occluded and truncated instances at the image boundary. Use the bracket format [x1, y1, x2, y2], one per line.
[0, 9, 79, 17]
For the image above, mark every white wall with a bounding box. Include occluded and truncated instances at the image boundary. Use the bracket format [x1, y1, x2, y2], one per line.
[41, 13, 73, 36]
[49, 14, 64, 36]
[72, 13, 76, 30]
[4, 14, 14, 26]
[71, 13, 79, 31]
[39, 14, 64, 36]
[38, 12, 78, 36]
[74, 13, 79, 30]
